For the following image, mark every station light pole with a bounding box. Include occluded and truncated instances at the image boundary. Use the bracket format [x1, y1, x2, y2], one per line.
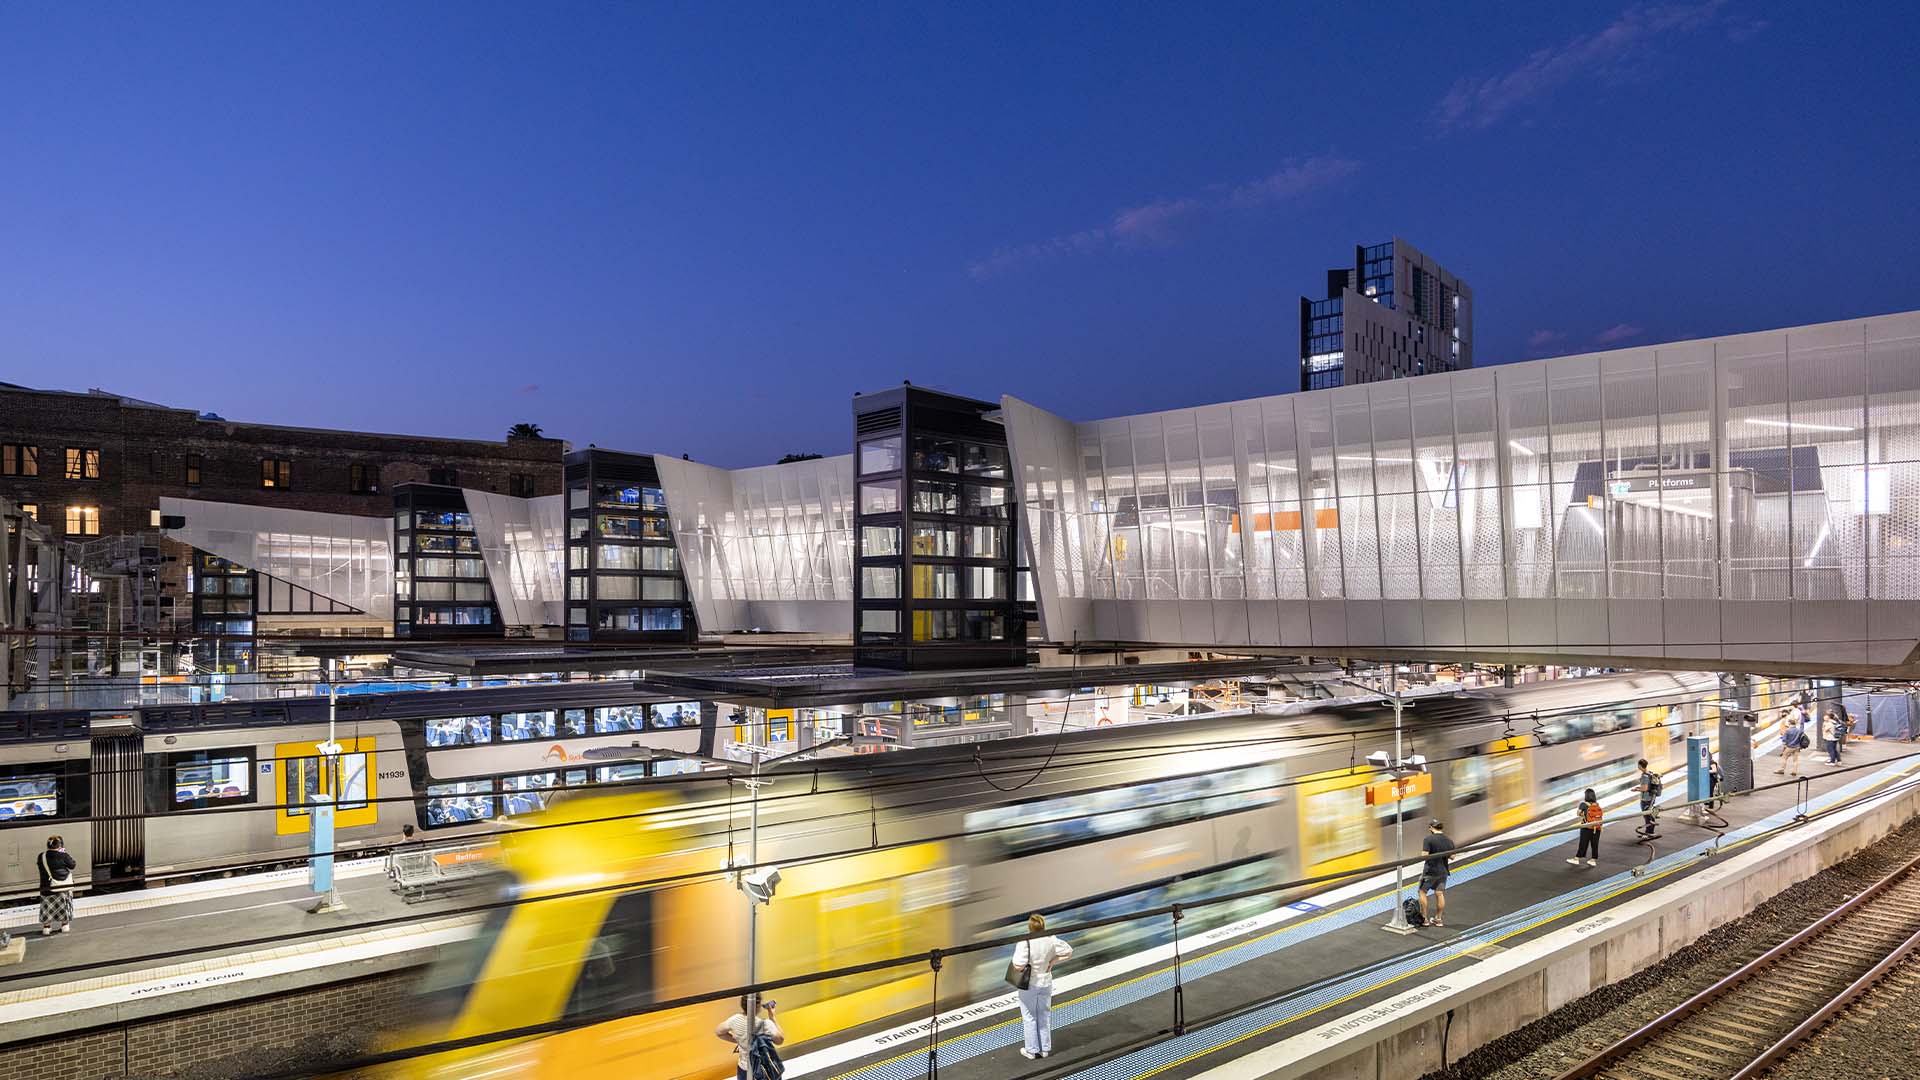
[585, 728, 886, 1079]
[1330, 668, 1421, 935]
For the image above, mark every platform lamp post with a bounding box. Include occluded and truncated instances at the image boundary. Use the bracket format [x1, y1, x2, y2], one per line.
[1330, 668, 1424, 935]
[585, 729, 888, 1079]
[308, 657, 348, 914]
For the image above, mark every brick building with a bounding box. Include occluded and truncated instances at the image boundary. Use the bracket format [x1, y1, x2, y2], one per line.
[0, 382, 564, 667]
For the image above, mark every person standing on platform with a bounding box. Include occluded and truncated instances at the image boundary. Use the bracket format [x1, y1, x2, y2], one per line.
[1823, 710, 1843, 765]
[37, 835, 76, 936]
[1567, 789, 1603, 867]
[1777, 713, 1805, 777]
[1634, 759, 1661, 839]
[715, 996, 784, 1080]
[1011, 913, 1073, 1060]
[1419, 821, 1456, 926]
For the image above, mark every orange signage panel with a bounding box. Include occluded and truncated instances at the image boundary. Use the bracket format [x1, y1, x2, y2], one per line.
[1363, 772, 1433, 805]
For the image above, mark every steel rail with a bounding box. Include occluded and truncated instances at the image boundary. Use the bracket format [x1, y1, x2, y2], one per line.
[1555, 849, 1920, 1080]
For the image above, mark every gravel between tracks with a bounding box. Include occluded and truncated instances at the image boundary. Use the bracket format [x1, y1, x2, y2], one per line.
[1760, 952, 1920, 1080]
[1420, 812, 1920, 1080]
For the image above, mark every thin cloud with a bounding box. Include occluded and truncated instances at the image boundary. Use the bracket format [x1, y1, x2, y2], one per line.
[1527, 329, 1565, 349]
[1596, 323, 1644, 344]
[514, 383, 540, 396]
[969, 155, 1359, 278]
[1433, 2, 1740, 133]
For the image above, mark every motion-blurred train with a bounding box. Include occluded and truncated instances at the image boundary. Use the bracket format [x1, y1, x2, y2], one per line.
[0, 683, 719, 899]
[372, 670, 1808, 1079]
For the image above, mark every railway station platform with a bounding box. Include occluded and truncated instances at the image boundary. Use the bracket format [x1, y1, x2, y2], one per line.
[787, 737, 1920, 1080]
[0, 853, 475, 1045]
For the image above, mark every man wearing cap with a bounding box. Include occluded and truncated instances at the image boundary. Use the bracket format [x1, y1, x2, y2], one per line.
[1419, 820, 1456, 928]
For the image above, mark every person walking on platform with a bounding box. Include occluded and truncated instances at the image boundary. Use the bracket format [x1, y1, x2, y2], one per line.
[37, 835, 76, 936]
[1823, 711, 1843, 765]
[1567, 789, 1603, 867]
[1634, 759, 1661, 839]
[715, 996, 784, 1080]
[1777, 713, 1806, 777]
[1419, 821, 1456, 926]
[1011, 913, 1073, 1060]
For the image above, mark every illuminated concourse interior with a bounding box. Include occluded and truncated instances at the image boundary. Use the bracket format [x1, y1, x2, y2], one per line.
[1003, 310, 1920, 665]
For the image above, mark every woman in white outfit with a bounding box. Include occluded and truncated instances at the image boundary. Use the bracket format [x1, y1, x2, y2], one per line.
[1012, 913, 1073, 1060]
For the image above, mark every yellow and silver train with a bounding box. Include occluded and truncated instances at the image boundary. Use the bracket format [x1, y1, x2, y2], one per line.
[378, 670, 1805, 1079]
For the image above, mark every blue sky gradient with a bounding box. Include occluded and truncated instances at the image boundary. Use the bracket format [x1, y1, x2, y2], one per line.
[3, 3, 1916, 466]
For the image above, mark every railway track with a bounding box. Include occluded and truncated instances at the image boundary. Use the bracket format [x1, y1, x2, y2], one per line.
[1554, 850, 1920, 1080]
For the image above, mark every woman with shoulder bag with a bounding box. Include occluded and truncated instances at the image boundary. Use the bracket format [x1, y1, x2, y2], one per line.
[1009, 913, 1073, 1060]
[38, 835, 77, 936]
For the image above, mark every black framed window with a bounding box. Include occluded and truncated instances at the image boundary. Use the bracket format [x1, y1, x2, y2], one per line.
[261, 458, 292, 489]
[0, 770, 61, 821]
[184, 453, 202, 486]
[64, 447, 100, 480]
[425, 715, 494, 747]
[64, 505, 99, 536]
[18, 502, 37, 522]
[161, 748, 258, 810]
[350, 463, 380, 494]
[0, 444, 37, 477]
[509, 473, 535, 498]
[428, 467, 460, 486]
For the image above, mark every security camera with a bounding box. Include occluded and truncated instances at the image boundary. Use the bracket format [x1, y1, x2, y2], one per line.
[1366, 750, 1392, 770]
[742, 866, 782, 904]
[1403, 755, 1428, 774]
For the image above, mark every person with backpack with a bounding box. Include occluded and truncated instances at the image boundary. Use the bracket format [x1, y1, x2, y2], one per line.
[715, 996, 784, 1079]
[1418, 821, 1455, 927]
[1634, 759, 1661, 839]
[1010, 913, 1073, 1060]
[1822, 711, 1842, 765]
[1777, 713, 1806, 777]
[1566, 788, 1603, 867]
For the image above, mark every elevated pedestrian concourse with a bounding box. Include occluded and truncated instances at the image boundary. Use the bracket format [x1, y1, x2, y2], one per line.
[785, 736, 1920, 1080]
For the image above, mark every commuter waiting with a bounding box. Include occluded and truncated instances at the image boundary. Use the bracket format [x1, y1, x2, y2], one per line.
[1419, 821, 1455, 926]
[1567, 788, 1603, 867]
[1010, 913, 1073, 1060]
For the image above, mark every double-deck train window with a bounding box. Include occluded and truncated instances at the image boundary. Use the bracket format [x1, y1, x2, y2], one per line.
[0, 774, 60, 821]
[168, 750, 257, 809]
[498, 711, 557, 742]
[425, 715, 493, 747]
[593, 705, 646, 734]
[425, 781, 497, 825]
[650, 701, 699, 728]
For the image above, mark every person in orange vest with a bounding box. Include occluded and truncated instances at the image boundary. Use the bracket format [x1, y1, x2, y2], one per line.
[1566, 788, 1602, 867]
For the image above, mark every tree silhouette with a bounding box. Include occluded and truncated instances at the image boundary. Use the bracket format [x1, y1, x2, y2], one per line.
[507, 422, 544, 440]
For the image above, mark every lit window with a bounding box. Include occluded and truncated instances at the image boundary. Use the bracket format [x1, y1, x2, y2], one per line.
[65, 506, 100, 536]
[1, 444, 36, 476]
[260, 458, 292, 489]
[19, 503, 37, 523]
[150, 509, 162, 528]
[184, 454, 201, 486]
[64, 447, 100, 480]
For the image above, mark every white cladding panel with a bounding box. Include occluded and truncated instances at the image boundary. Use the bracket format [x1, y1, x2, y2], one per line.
[654, 453, 854, 634]
[1005, 309, 1920, 667]
[464, 489, 565, 627]
[160, 497, 394, 621]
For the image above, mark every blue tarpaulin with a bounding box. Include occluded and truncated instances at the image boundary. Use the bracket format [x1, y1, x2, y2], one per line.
[1841, 691, 1915, 741]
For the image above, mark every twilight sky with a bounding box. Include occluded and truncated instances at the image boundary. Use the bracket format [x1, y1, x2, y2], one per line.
[3, 3, 1916, 467]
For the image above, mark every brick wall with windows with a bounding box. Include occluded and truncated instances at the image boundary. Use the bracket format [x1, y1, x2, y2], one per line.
[0, 383, 566, 623]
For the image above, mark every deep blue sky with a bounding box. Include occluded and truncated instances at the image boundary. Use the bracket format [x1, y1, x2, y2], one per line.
[4, 4, 1916, 467]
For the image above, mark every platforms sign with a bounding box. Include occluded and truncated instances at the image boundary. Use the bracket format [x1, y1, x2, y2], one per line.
[1364, 773, 1432, 805]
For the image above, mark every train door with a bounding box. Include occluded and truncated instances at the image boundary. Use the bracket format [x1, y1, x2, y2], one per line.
[1486, 737, 1533, 832]
[1297, 769, 1380, 879]
[1639, 706, 1675, 772]
[89, 728, 145, 885]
